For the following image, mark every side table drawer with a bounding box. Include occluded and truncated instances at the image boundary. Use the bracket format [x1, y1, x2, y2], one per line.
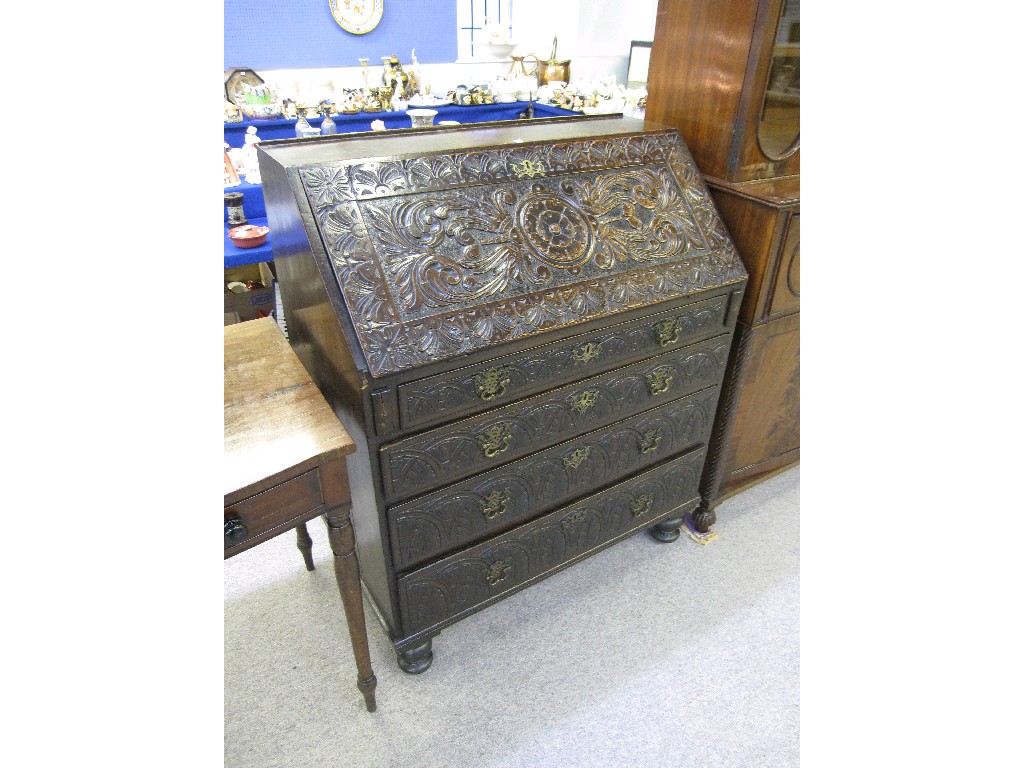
[224, 469, 323, 553]
[397, 447, 706, 637]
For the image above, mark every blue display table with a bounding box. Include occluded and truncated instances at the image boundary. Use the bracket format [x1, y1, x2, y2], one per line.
[224, 102, 580, 268]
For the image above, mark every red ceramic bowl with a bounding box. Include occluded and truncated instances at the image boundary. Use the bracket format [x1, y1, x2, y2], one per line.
[228, 224, 269, 248]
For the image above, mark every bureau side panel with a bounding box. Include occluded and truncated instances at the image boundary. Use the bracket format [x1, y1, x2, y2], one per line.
[259, 150, 397, 630]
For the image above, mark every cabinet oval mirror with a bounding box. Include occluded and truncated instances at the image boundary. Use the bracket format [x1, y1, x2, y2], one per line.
[757, 0, 800, 160]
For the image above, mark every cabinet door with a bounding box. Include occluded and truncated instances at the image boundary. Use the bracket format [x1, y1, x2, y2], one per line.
[767, 213, 799, 319]
[721, 312, 799, 492]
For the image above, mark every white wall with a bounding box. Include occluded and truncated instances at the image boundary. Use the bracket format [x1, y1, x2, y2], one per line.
[254, 0, 658, 102]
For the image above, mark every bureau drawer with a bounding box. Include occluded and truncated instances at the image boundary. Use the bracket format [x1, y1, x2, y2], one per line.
[396, 294, 731, 432]
[397, 447, 706, 637]
[389, 386, 720, 570]
[224, 469, 323, 553]
[380, 333, 731, 502]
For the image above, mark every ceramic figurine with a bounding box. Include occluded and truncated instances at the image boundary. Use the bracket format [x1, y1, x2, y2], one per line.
[409, 49, 422, 97]
[382, 54, 413, 99]
[240, 126, 262, 183]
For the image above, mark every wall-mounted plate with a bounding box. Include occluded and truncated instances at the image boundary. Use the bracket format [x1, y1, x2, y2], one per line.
[330, 0, 384, 35]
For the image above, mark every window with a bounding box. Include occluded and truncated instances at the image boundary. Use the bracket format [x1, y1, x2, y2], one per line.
[456, 0, 514, 60]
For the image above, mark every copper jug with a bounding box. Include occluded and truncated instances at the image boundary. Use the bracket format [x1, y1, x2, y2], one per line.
[509, 54, 539, 80]
[534, 37, 570, 85]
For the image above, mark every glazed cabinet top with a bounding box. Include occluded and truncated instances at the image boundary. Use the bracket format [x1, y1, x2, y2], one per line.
[257, 116, 747, 381]
[646, 0, 800, 182]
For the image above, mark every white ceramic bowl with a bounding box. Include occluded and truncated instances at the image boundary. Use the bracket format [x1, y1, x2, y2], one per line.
[407, 108, 438, 127]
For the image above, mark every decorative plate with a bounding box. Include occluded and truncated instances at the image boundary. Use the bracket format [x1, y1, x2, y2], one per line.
[330, 0, 384, 35]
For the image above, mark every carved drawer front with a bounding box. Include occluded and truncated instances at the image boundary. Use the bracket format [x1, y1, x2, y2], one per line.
[396, 294, 731, 432]
[379, 333, 731, 502]
[224, 469, 323, 553]
[389, 386, 720, 570]
[397, 447, 706, 636]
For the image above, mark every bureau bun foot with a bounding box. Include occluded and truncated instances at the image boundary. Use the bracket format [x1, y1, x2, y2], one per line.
[650, 516, 684, 543]
[397, 638, 434, 674]
[692, 504, 716, 534]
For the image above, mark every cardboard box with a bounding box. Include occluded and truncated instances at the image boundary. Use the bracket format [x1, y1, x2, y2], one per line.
[224, 262, 276, 325]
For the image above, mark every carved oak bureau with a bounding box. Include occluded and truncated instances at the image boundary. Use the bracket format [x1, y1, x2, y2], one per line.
[257, 115, 747, 673]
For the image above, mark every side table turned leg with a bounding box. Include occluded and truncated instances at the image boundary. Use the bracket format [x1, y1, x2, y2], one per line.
[295, 523, 315, 571]
[692, 501, 717, 534]
[324, 507, 378, 712]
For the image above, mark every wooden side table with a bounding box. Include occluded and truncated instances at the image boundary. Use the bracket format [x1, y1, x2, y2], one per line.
[224, 317, 377, 712]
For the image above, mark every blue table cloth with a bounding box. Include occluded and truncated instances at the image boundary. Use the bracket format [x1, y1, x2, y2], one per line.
[224, 101, 578, 147]
[224, 102, 580, 268]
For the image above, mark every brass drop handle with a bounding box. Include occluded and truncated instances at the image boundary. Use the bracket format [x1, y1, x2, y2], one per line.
[478, 423, 513, 458]
[563, 446, 592, 469]
[473, 367, 510, 401]
[639, 429, 662, 455]
[483, 558, 513, 586]
[479, 489, 511, 520]
[646, 367, 673, 396]
[224, 513, 247, 547]
[631, 494, 654, 518]
[655, 319, 681, 347]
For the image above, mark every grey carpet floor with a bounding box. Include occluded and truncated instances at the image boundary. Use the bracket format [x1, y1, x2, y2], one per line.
[225, 465, 799, 768]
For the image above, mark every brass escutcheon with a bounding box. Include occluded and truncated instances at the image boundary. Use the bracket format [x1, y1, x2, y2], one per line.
[473, 367, 510, 401]
[655, 319, 681, 347]
[646, 367, 673, 396]
[479, 489, 511, 520]
[570, 390, 599, 415]
[639, 429, 662, 455]
[573, 342, 601, 364]
[478, 423, 513, 458]
[631, 494, 654, 518]
[483, 558, 513, 586]
[563, 446, 592, 469]
[511, 159, 546, 178]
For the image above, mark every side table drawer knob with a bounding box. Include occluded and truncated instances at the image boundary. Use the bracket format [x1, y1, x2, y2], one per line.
[224, 513, 248, 547]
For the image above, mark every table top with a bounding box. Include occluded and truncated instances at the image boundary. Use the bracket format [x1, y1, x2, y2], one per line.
[224, 317, 355, 497]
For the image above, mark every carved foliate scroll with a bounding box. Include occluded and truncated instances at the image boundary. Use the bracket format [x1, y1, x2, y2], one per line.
[300, 130, 745, 376]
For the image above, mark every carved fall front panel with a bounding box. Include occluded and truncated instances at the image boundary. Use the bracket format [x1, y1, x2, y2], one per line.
[299, 131, 745, 377]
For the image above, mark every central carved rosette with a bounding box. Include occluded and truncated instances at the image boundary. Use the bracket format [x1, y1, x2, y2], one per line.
[514, 191, 595, 270]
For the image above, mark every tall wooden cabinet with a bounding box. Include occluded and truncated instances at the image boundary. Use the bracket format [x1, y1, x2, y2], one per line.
[646, 0, 800, 509]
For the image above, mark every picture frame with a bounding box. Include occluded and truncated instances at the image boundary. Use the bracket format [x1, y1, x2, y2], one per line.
[626, 40, 653, 88]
